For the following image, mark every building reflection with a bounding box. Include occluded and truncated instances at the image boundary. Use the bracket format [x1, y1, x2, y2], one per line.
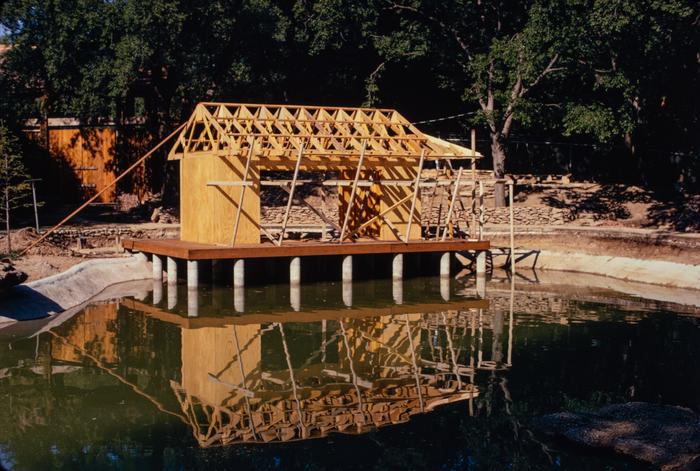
[42, 289, 515, 448]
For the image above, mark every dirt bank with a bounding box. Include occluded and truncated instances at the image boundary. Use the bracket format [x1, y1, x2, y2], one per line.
[487, 226, 700, 265]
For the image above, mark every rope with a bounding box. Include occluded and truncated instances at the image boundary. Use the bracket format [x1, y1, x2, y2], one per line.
[411, 111, 476, 125]
[20, 122, 185, 256]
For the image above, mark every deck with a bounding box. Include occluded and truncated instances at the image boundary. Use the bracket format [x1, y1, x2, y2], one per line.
[122, 238, 490, 260]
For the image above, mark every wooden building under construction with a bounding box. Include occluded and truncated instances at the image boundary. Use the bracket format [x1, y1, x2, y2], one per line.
[125, 102, 497, 289]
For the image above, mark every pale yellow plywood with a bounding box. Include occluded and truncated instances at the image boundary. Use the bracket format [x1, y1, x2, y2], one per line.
[180, 155, 261, 245]
[180, 325, 261, 407]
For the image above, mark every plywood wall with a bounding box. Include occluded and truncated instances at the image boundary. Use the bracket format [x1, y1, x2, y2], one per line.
[180, 325, 261, 407]
[180, 155, 423, 244]
[180, 155, 262, 245]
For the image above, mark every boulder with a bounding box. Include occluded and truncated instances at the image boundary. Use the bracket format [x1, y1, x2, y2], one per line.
[533, 402, 700, 470]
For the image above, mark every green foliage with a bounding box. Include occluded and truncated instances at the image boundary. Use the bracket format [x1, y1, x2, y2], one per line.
[0, 123, 31, 220]
[0, 0, 698, 187]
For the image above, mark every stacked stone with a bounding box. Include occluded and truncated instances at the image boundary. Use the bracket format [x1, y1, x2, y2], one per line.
[260, 205, 338, 226]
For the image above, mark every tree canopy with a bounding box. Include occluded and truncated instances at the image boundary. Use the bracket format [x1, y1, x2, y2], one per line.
[1, 0, 698, 197]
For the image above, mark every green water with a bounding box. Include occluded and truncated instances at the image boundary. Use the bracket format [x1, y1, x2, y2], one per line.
[1, 276, 699, 470]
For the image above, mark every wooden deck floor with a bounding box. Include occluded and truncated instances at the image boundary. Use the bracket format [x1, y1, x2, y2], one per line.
[122, 238, 490, 260]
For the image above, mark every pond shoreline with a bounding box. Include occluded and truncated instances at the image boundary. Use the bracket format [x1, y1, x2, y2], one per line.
[1, 227, 698, 324]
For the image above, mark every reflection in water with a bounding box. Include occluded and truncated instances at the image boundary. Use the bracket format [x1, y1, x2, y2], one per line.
[3, 276, 700, 470]
[170, 311, 495, 446]
[46, 295, 509, 447]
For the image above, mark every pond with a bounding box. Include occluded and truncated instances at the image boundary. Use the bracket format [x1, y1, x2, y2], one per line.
[0, 274, 699, 470]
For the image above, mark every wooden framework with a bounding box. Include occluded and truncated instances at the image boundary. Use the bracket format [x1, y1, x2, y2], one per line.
[169, 102, 486, 247]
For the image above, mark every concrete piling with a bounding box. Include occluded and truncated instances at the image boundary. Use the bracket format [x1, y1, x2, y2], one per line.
[234, 285, 245, 313]
[342, 280, 353, 307]
[476, 250, 486, 275]
[342, 255, 352, 283]
[187, 288, 198, 317]
[290, 257, 301, 284]
[152, 254, 163, 281]
[152, 280, 163, 305]
[392, 278, 403, 305]
[187, 260, 199, 289]
[233, 259, 245, 288]
[166, 257, 177, 285]
[392, 253, 403, 281]
[440, 252, 450, 278]
[167, 282, 177, 310]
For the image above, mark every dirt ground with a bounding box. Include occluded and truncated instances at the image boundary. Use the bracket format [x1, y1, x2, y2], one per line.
[3, 181, 698, 282]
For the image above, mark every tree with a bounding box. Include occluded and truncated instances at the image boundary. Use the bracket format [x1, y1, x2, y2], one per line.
[379, 0, 584, 205]
[562, 0, 698, 186]
[0, 123, 31, 254]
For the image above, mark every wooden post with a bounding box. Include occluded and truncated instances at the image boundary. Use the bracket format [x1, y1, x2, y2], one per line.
[277, 144, 305, 246]
[478, 180, 484, 241]
[470, 129, 477, 237]
[441, 167, 464, 241]
[21, 122, 186, 256]
[230, 139, 255, 246]
[509, 180, 515, 275]
[339, 140, 367, 242]
[403, 149, 425, 243]
[27, 178, 41, 233]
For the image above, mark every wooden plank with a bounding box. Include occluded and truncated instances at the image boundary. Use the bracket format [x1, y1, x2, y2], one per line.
[122, 238, 490, 260]
[121, 297, 490, 329]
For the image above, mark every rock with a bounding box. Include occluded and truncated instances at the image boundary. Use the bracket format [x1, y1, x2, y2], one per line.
[533, 402, 700, 470]
[0, 259, 28, 292]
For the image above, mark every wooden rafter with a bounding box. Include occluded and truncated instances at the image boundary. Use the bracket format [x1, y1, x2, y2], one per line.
[168, 103, 485, 161]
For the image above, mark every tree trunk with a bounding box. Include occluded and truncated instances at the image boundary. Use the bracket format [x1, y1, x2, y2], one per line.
[5, 186, 11, 254]
[491, 132, 507, 207]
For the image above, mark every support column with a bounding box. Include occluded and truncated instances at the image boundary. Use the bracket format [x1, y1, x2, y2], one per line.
[342, 255, 352, 282]
[290, 283, 301, 312]
[167, 282, 177, 310]
[167, 257, 177, 285]
[187, 288, 198, 317]
[440, 252, 450, 278]
[234, 285, 245, 313]
[152, 255, 163, 281]
[290, 257, 301, 311]
[290, 257, 301, 284]
[392, 279, 403, 305]
[392, 253, 403, 281]
[187, 260, 199, 289]
[476, 273, 486, 299]
[342, 280, 353, 307]
[440, 276, 450, 302]
[342, 254, 352, 306]
[152, 280, 163, 305]
[233, 259, 245, 288]
[476, 250, 486, 275]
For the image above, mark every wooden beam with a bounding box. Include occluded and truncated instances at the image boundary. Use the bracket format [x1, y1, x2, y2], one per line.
[403, 150, 425, 243]
[441, 167, 464, 241]
[230, 139, 256, 246]
[339, 140, 367, 242]
[207, 181, 254, 187]
[277, 144, 305, 246]
[20, 122, 186, 256]
[348, 193, 412, 239]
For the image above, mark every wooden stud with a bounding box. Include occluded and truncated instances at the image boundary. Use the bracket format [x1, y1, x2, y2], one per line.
[339, 140, 367, 242]
[441, 167, 464, 241]
[403, 150, 425, 243]
[231, 139, 256, 246]
[277, 144, 305, 246]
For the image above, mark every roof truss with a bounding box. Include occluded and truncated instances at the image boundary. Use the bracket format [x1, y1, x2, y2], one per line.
[168, 103, 482, 161]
